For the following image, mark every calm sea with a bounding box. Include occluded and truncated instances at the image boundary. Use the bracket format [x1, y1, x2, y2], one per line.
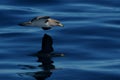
[0, 0, 120, 80]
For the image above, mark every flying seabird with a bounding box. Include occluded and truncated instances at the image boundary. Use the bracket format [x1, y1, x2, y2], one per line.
[19, 16, 64, 30]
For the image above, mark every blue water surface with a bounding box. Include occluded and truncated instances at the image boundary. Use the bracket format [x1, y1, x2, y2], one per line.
[0, 0, 120, 80]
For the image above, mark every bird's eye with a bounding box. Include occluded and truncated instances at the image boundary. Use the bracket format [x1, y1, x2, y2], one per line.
[56, 22, 59, 24]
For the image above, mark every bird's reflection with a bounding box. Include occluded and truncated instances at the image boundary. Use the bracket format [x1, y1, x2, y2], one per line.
[19, 34, 64, 80]
[34, 34, 55, 80]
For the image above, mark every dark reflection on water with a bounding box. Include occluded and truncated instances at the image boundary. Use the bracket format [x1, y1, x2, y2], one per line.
[32, 34, 55, 80]
[19, 34, 63, 80]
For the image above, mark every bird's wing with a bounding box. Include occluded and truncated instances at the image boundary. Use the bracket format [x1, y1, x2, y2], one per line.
[31, 16, 50, 22]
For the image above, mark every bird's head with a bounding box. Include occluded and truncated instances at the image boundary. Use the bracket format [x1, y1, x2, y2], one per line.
[46, 19, 64, 27]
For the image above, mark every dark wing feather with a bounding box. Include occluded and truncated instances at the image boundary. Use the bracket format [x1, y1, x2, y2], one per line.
[31, 16, 50, 22]
[42, 27, 51, 30]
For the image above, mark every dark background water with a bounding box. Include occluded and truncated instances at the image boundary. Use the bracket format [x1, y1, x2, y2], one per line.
[0, 0, 120, 80]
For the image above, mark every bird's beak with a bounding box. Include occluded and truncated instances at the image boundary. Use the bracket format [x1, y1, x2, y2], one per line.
[58, 23, 64, 27]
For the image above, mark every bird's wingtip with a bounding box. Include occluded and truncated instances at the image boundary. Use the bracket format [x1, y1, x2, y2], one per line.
[18, 22, 31, 26]
[18, 23, 25, 26]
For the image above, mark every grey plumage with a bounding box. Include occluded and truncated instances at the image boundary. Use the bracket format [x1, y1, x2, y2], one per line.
[31, 16, 50, 22]
[19, 16, 64, 30]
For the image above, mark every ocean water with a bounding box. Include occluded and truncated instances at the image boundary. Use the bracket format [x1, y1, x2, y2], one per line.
[0, 0, 120, 80]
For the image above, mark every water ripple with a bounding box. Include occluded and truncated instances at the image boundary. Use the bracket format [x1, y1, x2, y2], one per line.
[0, 0, 120, 80]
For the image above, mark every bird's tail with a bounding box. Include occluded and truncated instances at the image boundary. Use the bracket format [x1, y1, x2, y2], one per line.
[18, 22, 31, 26]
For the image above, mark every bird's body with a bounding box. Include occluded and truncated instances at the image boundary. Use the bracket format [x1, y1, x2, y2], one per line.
[19, 16, 63, 30]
